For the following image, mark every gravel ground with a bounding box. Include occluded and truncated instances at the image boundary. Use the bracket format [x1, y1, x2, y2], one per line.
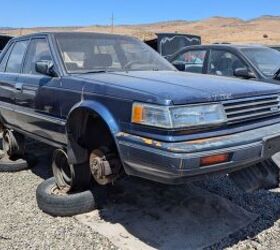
[199, 176, 280, 250]
[1, 140, 280, 249]
[0, 142, 117, 250]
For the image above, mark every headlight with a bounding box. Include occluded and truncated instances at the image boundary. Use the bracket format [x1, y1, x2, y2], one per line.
[131, 102, 227, 129]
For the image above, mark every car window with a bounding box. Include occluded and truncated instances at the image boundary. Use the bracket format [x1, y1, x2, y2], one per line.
[173, 50, 207, 73]
[55, 34, 174, 73]
[5, 40, 29, 73]
[62, 43, 122, 71]
[208, 49, 247, 77]
[94, 44, 121, 68]
[23, 38, 52, 75]
[242, 47, 280, 76]
[0, 44, 14, 72]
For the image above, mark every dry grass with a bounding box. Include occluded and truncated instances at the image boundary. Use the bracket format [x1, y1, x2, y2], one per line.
[2, 16, 280, 44]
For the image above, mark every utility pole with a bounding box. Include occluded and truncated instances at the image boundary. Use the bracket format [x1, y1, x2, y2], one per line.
[111, 13, 114, 33]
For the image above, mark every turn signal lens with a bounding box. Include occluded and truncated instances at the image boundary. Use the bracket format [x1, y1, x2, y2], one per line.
[200, 153, 230, 167]
[131, 103, 172, 128]
[132, 104, 144, 123]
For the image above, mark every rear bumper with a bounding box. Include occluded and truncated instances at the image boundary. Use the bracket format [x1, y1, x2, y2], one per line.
[116, 122, 280, 184]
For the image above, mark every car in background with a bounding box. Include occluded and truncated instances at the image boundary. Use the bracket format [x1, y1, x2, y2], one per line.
[0, 34, 13, 54]
[169, 44, 280, 84]
[145, 33, 201, 59]
[270, 45, 280, 52]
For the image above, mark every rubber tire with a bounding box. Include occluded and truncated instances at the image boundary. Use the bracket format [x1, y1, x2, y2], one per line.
[0, 158, 28, 172]
[36, 178, 95, 217]
[2, 130, 25, 157]
[52, 149, 92, 192]
[0, 151, 36, 172]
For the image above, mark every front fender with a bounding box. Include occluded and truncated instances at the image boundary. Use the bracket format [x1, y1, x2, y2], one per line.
[67, 100, 120, 135]
[65, 100, 121, 165]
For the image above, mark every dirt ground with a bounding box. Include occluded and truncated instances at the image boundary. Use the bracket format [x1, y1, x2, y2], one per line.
[1, 140, 280, 249]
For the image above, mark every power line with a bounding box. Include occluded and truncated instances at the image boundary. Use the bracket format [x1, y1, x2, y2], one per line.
[111, 13, 114, 33]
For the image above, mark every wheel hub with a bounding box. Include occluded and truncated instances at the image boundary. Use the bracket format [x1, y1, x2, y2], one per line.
[89, 148, 121, 185]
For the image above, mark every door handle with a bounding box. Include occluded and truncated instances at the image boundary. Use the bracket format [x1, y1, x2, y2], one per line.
[15, 82, 23, 91]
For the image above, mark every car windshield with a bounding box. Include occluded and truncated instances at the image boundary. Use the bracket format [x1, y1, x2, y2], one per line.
[241, 47, 280, 76]
[55, 33, 174, 73]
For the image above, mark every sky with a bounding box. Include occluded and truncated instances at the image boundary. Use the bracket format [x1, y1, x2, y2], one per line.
[1, 0, 280, 28]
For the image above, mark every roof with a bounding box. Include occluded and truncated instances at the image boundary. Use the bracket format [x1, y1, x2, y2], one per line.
[169, 43, 271, 60]
[179, 44, 268, 50]
[217, 44, 267, 49]
[11, 31, 133, 41]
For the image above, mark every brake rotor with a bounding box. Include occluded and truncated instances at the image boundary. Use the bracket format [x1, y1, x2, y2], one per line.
[89, 148, 121, 185]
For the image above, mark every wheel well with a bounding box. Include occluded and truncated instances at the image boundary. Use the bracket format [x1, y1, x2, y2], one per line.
[0, 113, 6, 133]
[67, 108, 117, 154]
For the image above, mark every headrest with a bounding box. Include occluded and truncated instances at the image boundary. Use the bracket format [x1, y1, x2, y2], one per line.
[92, 54, 113, 68]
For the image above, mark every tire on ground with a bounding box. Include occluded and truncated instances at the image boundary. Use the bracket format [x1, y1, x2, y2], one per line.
[36, 177, 95, 217]
[52, 149, 92, 192]
[2, 130, 25, 157]
[0, 152, 28, 172]
[0, 152, 36, 172]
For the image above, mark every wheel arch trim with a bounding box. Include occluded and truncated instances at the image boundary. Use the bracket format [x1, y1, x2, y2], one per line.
[65, 100, 121, 165]
[66, 100, 120, 135]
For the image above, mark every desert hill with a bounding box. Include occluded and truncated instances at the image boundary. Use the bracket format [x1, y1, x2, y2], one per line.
[1, 16, 280, 44]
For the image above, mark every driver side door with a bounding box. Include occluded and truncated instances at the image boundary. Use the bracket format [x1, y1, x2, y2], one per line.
[207, 49, 251, 78]
[172, 49, 208, 74]
[15, 37, 64, 142]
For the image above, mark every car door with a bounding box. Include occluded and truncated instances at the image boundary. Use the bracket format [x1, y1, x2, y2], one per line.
[0, 40, 29, 126]
[16, 37, 65, 143]
[171, 49, 208, 74]
[207, 49, 251, 78]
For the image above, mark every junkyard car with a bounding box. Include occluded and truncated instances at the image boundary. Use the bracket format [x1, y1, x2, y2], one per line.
[145, 33, 201, 58]
[1, 32, 280, 191]
[170, 44, 280, 84]
[270, 45, 280, 52]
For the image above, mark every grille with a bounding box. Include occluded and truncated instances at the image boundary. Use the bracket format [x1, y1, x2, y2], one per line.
[223, 95, 280, 124]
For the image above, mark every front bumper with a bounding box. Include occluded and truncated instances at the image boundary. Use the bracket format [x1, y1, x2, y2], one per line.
[116, 122, 280, 184]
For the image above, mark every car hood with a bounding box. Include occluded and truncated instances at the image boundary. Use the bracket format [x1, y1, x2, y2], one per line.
[74, 71, 280, 105]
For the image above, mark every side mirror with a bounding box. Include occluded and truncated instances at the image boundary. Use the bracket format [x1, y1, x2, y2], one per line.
[35, 60, 57, 77]
[234, 68, 256, 79]
[172, 62, 186, 71]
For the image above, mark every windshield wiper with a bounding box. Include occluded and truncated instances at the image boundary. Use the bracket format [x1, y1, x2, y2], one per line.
[79, 70, 108, 74]
[273, 67, 280, 79]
